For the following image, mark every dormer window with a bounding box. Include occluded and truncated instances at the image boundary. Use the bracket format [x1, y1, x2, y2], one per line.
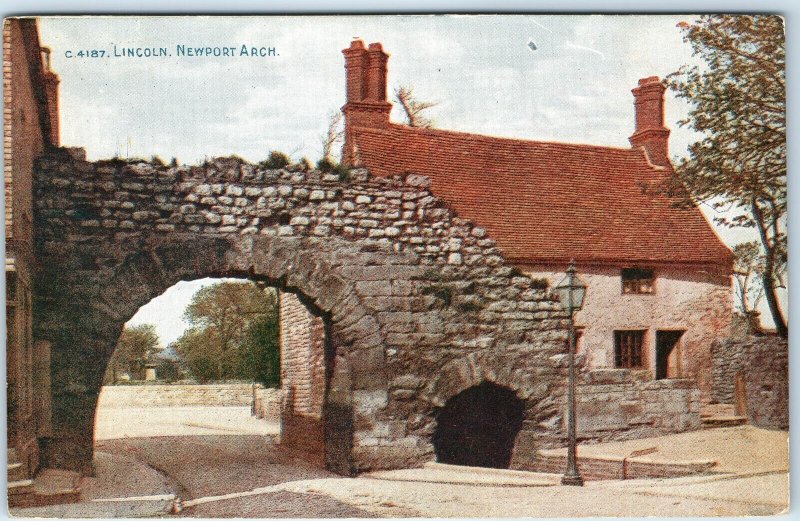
[621, 268, 654, 294]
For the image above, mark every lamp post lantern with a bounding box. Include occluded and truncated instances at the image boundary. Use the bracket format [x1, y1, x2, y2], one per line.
[553, 259, 587, 486]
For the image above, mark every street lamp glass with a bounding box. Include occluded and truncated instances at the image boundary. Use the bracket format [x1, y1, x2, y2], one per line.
[553, 273, 588, 311]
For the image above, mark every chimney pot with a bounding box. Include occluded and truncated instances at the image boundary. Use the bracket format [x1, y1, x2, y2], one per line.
[341, 41, 392, 166]
[638, 75, 660, 86]
[629, 76, 670, 168]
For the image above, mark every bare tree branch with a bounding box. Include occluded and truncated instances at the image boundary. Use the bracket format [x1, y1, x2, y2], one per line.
[394, 85, 438, 128]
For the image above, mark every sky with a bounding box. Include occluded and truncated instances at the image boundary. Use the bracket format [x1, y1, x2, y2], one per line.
[36, 15, 786, 342]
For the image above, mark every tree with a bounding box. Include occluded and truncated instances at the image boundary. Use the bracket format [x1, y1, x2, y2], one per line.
[667, 15, 786, 337]
[394, 85, 438, 128]
[172, 327, 223, 383]
[175, 280, 279, 382]
[104, 323, 160, 384]
[732, 241, 765, 334]
[240, 313, 281, 387]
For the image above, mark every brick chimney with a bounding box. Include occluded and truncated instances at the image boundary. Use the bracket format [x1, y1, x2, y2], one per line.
[41, 46, 60, 147]
[341, 40, 391, 166]
[628, 76, 670, 168]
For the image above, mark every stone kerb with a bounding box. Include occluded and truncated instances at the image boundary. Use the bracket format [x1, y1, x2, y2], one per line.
[33, 150, 570, 473]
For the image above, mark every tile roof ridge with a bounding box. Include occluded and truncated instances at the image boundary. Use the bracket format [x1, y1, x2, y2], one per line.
[380, 122, 648, 155]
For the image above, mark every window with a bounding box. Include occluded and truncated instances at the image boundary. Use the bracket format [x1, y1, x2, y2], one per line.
[621, 268, 654, 294]
[615, 330, 645, 368]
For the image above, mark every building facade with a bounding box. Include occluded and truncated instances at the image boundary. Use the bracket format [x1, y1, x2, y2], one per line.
[338, 40, 733, 402]
[4, 18, 59, 483]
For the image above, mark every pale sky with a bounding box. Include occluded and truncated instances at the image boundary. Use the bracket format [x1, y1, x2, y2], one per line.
[36, 15, 786, 341]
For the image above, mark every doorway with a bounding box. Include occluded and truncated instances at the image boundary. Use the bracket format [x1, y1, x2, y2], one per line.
[655, 330, 684, 379]
[432, 382, 524, 468]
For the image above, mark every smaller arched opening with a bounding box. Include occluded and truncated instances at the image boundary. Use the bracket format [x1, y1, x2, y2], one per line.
[432, 382, 524, 469]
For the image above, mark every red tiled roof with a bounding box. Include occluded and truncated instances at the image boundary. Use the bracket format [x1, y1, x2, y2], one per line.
[353, 123, 733, 267]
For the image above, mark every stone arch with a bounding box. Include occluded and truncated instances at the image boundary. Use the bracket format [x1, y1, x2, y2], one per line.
[424, 353, 542, 408]
[39, 234, 387, 475]
[423, 353, 560, 470]
[432, 381, 524, 468]
[33, 151, 572, 476]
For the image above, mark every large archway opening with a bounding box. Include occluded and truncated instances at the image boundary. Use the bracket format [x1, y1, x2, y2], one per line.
[432, 382, 524, 469]
[93, 275, 341, 471]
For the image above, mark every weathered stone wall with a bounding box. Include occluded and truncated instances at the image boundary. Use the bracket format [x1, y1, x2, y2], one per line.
[280, 291, 326, 417]
[278, 291, 328, 458]
[711, 336, 788, 429]
[524, 263, 732, 401]
[33, 150, 573, 475]
[575, 369, 700, 442]
[253, 387, 285, 422]
[96, 384, 254, 408]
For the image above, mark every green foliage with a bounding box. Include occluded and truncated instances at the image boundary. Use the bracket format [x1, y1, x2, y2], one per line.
[316, 157, 335, 172]
[172, 327, 224, 383]
[172, 281, 279, 383]
[240, 314, 281, 387]
[261, 151, 290, 169]
[299, 157, 313, 171]
[668, 15, 786, 336]
[104, 323, 160, 384]
[316, 157, 350, 181]
[155, 358, 182, 383]
[530, 278, 549, 290]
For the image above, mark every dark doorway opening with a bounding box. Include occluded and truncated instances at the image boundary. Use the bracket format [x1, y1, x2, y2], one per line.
[655, 330, 684, 380]
[432, 382, 524, 469]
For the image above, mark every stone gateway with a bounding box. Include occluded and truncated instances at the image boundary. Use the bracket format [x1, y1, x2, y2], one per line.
[33, 150, 574, 475]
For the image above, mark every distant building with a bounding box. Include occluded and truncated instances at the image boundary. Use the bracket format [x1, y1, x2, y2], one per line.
[339, 40, 733, 400]
[4, 18, 60, 484]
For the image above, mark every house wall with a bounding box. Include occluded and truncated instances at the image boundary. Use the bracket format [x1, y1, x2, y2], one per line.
[4, 19, 52, 479]
[524, 262, 732, 401]
[4, 20, 45, 245]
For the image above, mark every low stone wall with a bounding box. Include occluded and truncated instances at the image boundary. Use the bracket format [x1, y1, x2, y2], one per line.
[530, 452, 715, 480]
[97, 384, 254, 408]
[575, 369, 700, 442]
[253, 387, 286, 421]
[711, 336, 788, 429]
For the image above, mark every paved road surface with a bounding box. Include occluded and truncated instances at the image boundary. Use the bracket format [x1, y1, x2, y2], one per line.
[12, 403, 790, 518]
[97, 436, 380, 518]
[94, 432, 787, 518]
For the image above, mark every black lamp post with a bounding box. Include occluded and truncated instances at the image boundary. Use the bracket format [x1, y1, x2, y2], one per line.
[553, 259, 587, 486]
